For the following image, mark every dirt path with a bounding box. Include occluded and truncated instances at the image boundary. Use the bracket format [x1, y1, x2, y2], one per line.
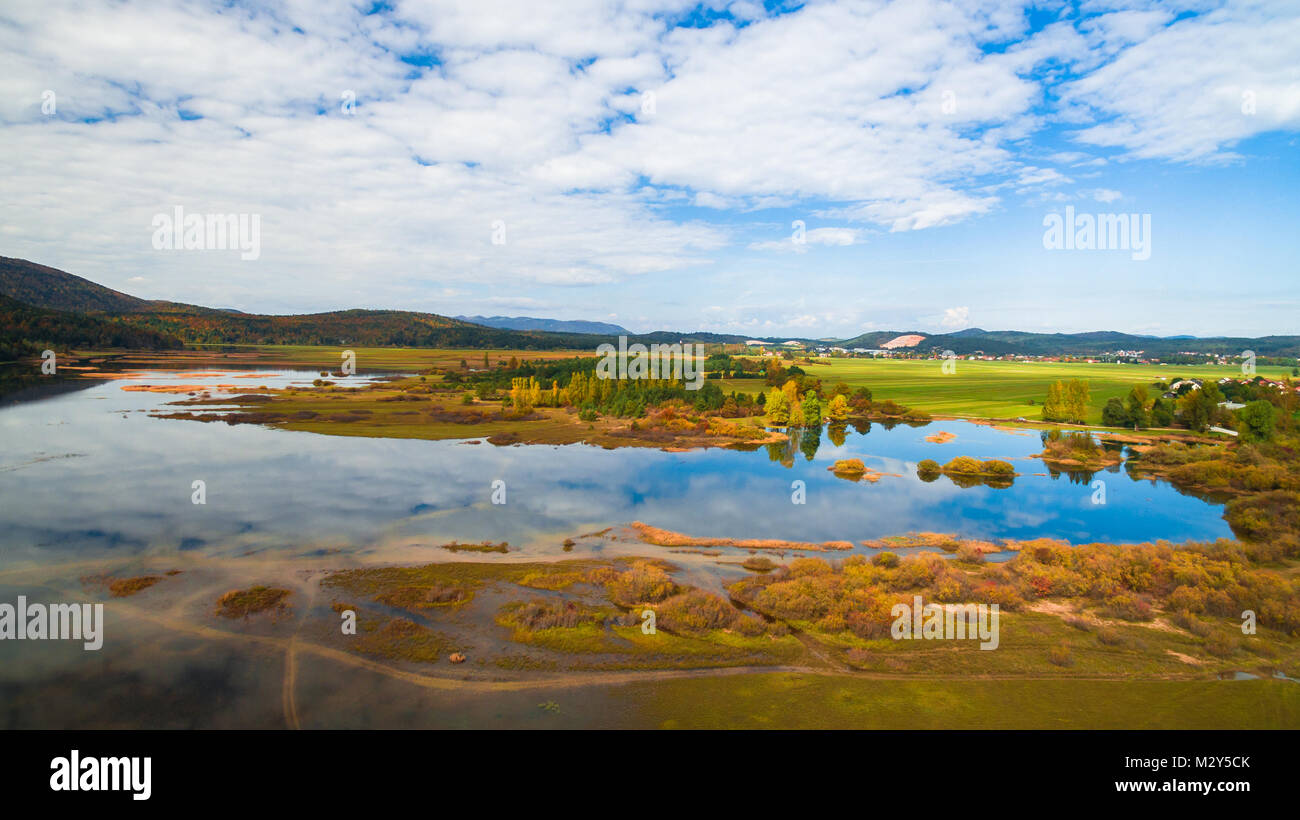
[791, 629, 851, 672]
[281, 572, 322, 729]
[282, 634, 301, 729]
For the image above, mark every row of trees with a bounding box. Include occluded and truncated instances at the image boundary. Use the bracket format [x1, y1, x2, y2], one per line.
[1101, 385, 1175, 430]
[1041, 379, 1090, 424]
[1100, 380, 1281, 440]
[507, 373, 703, 417]
[503, 370, 748, 419]
[763, 379, 860, 426]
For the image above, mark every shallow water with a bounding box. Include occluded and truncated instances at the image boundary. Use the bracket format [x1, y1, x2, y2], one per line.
[0, 367, 1234, 572]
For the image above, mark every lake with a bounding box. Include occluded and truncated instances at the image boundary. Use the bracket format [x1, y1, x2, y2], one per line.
[0, 366, 1234, 573]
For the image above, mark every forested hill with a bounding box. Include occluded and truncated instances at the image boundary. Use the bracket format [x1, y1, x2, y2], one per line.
[456, 315, 632, 335]
[107, 308, 763, 348]
[0, 257, 752, 350]
[114, 307, 606, 348]
[0, 294, 183, 360]
[0, 256, 153, 313]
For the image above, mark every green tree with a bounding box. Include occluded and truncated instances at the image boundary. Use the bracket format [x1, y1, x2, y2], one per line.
[1150, 396, 1174, 427]
[1179, 386, 1218, 431]
[798, 427, 820, 461]
[1124, 385, 1149, 429]
[1101, 397, 1130, 428]
[1042, 381, 1066, 422]
[764, 388, 790, 425]
[781, 378, 800, 409]
[693, 381, 724, 411]
[1065, 379, 1090, 424]
[1238, 400, 1276, 442]
[801, 392, 822, 427]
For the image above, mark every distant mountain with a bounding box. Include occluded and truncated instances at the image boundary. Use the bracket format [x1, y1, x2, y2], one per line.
[457, 315, 631, 335]
[834, 331, 925, 349]
[4, 256, 1293, 357]
[881, 334, 926, 349]
[0, 257, 753, 350]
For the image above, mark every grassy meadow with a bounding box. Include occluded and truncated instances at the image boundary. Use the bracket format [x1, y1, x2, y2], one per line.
[615, 674, 1300, 729]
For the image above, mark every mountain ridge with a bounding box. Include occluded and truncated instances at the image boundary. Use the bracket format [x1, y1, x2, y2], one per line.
[1, 256, 1296, 357]
[456, 315, 632, 335]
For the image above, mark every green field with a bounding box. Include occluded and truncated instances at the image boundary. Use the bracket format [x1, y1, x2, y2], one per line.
[726, 359, 1294, 425]
[85, 346, 1295, 427]
[615, 674, 1300, 729]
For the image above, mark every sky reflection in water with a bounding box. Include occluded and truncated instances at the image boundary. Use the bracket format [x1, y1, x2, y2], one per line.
[0, 369, 1234, 569]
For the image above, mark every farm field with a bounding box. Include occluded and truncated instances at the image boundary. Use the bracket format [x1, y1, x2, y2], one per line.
[59, 347, 1295, 429]
[725, 359, 1295, 425]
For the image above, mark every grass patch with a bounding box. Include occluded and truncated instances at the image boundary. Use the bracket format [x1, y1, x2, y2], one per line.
[439, 540, 509, 554]
[214, 586, 290, 619]
[353, 617, 455, 663]
[107, 576, 162, 597]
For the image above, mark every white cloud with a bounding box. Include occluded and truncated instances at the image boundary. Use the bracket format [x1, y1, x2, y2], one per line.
[1086, 187, 1123, 202]
[939, 306, 970, 329]
[1061, 1, 1300, 162]
[749, 226, 862, 252]
[0, 0, 1294, 330]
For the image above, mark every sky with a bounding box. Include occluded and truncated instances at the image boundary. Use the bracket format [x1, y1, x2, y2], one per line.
[1, 0, 1297, 339]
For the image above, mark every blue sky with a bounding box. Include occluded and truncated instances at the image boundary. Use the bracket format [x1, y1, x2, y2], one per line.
[1, 0, 1297, 338]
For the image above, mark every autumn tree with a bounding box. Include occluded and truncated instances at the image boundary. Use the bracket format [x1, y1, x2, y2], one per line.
[1043, 379, 1089, 424]
[765, 359, 787, 386]
[1065, 379, 1090, 424]
[781, 378, 800, 409]
[1042, 381, 1066, 422]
